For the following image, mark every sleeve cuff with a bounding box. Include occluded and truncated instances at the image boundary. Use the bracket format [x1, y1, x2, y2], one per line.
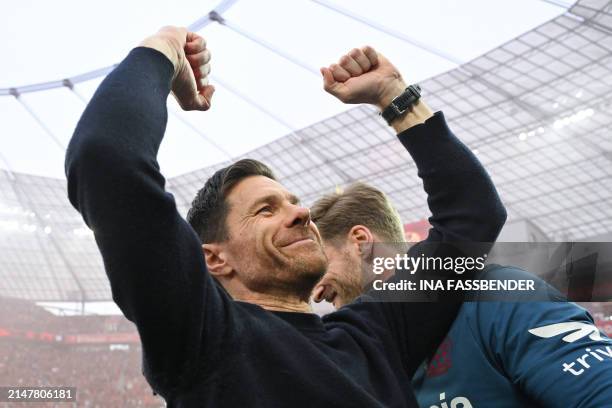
[395, 111, 460, 169]
[126, 46, 175, 92]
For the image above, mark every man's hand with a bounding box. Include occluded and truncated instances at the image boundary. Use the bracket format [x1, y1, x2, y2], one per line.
[322, 46, 433, 132]
[140, 26, 214, 111]
[321, 46, 405, 110]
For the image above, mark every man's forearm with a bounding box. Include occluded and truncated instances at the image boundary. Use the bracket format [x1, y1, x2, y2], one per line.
[389, 100, 434, 133]
[65, 46, 174, 226]
[65, 47, 178, 315]
[373, 74, 504, 240]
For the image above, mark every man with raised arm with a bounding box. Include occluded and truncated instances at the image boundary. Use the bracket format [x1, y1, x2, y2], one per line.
[66, 26, 505, 407]
[311, 183, 612, 407]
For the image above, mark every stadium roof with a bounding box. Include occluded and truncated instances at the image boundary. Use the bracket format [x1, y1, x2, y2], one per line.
[2, 0, 612, 302]
[1, 0, 565, 178]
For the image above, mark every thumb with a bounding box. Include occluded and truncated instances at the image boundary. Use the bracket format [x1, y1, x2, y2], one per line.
[198, 85, 215, 111]
[320, 67, 336, 91]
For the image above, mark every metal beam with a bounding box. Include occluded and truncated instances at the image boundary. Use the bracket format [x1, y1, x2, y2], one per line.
[310, 0, 464, 65]
[0, 0, 239, 96]
[210, 12, 320, 76]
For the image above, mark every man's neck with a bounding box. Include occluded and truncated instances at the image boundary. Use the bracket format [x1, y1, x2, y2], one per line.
[233, 291, 313, 313]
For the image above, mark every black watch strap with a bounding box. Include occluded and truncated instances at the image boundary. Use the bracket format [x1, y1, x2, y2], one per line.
[380, 84, 422, 125]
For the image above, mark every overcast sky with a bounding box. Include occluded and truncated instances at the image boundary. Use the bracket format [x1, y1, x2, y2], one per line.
[0, 0, 565, 179]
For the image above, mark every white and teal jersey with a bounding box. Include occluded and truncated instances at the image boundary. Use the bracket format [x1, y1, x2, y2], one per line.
[412, 267, 612, 408]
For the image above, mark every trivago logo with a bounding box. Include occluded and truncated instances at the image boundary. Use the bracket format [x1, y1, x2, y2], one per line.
[428, 392, 472, 408]
[528, 322, 603, 343]
[529, 322, 612, 376]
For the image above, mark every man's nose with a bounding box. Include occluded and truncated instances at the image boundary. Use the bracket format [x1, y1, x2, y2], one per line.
[285, 205, 311, 228]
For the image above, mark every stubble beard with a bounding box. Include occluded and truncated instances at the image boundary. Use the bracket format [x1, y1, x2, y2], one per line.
[334, 252, 365, 306]
[241, 246, 328, 302]
[288, 254, 328, 299]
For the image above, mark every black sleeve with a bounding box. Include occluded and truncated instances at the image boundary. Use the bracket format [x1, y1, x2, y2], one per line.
[65, 47, 234, 394]
[375, 112, 507, 376]
[399, 112, 506, 244]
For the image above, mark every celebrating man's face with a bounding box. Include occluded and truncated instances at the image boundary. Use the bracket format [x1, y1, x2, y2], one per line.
[222, 175, 328, 297]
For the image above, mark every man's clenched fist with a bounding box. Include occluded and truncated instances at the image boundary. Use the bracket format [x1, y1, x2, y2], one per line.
[322, 46, 433, 132]
[140, 26, 214, 111]
[321, 46, 405, 109]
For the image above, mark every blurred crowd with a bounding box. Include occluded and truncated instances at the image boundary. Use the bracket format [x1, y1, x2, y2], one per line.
[0, 341, 164, 407]
[0, 296, 610, 407]
[0, 298, 164, 407]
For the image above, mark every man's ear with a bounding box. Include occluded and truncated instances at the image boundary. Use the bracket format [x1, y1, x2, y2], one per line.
[348, 225, 374, 260]
[202, 243, 233, 278]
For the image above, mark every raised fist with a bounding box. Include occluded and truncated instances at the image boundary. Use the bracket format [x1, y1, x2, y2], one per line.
[140, 26, 214, 111]
[321, 46, 406, 109]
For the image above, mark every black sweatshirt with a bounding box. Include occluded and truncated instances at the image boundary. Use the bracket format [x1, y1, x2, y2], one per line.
[65, 47, 507, 407]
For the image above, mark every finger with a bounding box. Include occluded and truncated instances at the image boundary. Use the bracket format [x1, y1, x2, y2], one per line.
[330, 63, 351, 82]
[194, 62, 211, 80]
[197, 85, 215, 111]
[350, 48, 371, 72]
[339, 55, 363, 76]
[320, 67, 336, 90]
[187, 51, 208, 69]
[201, 63, 211, 76]
[185, 33, 206, 54]
[362, 45, 378, 67]
[202, 48, 211, 64]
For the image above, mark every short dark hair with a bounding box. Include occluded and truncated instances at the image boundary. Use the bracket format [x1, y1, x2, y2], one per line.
[187, 159, 276, 243]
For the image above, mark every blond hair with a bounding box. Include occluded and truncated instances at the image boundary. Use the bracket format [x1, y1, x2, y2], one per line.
[310, 182, 405, 245]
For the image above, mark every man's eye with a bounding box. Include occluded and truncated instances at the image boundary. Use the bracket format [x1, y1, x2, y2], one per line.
[256, 206, 272, 215]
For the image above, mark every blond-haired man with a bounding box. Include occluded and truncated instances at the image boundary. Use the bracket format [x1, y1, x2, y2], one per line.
[311, 183, 612, 407]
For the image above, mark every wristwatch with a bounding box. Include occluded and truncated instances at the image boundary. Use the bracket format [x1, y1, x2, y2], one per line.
[380, 84, 422, 126]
